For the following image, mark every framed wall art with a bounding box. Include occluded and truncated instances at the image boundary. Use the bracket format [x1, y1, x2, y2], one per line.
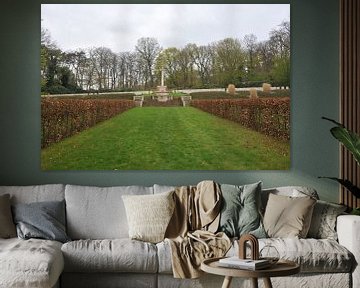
[40, 4, 290, 170]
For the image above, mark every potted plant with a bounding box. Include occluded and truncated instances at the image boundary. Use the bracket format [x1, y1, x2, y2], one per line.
[320, 117, 360, 215]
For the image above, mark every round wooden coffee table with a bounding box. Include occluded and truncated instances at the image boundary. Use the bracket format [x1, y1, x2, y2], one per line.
[201, 257, 300, 288]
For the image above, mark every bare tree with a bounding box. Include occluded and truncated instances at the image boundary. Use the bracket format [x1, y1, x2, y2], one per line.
[88, 47, 115, 90]
[63, 49, 88, 89]
[187, 43, 213, 87]
[269, 21, 290, 58]
[177, 46, 196, 88]
[256, 41, 274, 75]
[243, 34, 258, 80]
[116, 52, 140, 90]
[135, 37, 161, 88]
[268, 21, 290, 88]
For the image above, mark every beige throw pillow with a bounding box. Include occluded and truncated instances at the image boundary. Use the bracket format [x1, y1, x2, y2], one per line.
[0, 194, 17, 238]
[263, 193, 316, 238]
[122, 191, 175, 243]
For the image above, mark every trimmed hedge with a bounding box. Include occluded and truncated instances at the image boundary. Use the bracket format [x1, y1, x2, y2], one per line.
[142, 98, 182, 107]
[190, 89, 290, 99]
[191, 98, 290, 140]
[41, 98, 135, 148]
[49, 93, 136, 100]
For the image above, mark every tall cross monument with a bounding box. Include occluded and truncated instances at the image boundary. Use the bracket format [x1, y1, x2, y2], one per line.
[156, 69, 168, 101]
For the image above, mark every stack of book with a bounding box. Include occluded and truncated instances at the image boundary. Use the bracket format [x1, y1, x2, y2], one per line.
[218, 257, 271, 270]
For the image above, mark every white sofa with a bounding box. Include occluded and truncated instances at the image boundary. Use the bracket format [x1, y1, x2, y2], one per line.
[0, 184, 359, 288]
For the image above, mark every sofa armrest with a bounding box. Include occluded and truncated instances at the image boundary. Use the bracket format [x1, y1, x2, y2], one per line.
[337, 215, 360, 288]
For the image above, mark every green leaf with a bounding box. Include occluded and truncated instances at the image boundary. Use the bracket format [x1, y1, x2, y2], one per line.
[322, 117, 360, 165]
[319, 177, 360, 198]
[330, 127, 360, 165]
[322, 116, 344, 127]
[351, 208, 360, 215]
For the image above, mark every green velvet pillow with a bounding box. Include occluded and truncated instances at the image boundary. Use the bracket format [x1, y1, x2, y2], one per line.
[218, 182, 266, 238]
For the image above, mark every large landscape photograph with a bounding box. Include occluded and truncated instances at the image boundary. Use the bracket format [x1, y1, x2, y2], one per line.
[41, 4, 290, 170]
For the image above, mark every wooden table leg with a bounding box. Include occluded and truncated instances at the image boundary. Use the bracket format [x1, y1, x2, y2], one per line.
[221, 276, 233, 288]
[263, 277, 273, 288]
[251, 278, 258, 288]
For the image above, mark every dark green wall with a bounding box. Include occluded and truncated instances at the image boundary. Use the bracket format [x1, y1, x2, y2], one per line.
[0, 0, 340, 202]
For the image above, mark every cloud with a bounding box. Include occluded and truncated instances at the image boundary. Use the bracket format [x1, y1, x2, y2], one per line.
[41, 4, 290, 53]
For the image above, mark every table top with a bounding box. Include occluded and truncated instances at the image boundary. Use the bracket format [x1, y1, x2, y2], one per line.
[201, 257, 300, 278]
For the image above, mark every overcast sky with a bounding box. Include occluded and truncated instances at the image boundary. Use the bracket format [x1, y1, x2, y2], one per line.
[41, 4, 290, 53]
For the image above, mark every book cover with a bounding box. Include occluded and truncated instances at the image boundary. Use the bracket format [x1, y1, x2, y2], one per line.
[218, 257, 271, 270]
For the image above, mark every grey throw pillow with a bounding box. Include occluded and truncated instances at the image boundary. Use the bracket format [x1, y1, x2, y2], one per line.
[0, 194, 17, 238]
[218, 182, 266, 238]
[12, 200, 70, 243]
[307, 200, 347, 240]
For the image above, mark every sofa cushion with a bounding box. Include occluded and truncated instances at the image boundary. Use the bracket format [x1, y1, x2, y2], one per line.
[158, 237, 353, 274]
[263, 193, 316, 238]
[218, 182, 266, 238]
[61, 239, 158, 273]
[233, 238, 353, 273]
[156, 240, 173, 274]
[12, 200, 70, 243]
[0, 238, 64, 288]
[0, 194, 16, 238]
[122, 191, 175, 243]
[65, 185, 153, 239]
[0, 184, 65, 204]
[261, 238, 354, 273]
[307, 200, 347, 240]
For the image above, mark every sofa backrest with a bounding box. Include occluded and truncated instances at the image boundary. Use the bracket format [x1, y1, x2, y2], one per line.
[65, 184, 153, 240]
[0, 184, 65, 204]
[153, 184, 176, 194]
[0, 184, 321, 240]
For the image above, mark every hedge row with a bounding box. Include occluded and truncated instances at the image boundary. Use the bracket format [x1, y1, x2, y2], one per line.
[48, 93, 136, 100]
[189, 89, 290, 99]
[190, 91, 244, 99]
[191, 98, 290, 140]
[41, 98, 135, 148]
[142, 98, 183, 107]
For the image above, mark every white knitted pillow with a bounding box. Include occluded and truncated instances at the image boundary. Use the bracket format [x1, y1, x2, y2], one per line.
[122, 191, 175, 243]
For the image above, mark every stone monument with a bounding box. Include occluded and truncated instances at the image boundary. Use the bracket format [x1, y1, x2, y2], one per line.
[156, 69, 169, 102]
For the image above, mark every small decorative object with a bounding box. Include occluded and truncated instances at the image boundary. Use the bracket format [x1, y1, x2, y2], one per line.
[238, 234, 280, 266]
[238, 234, 259, 260]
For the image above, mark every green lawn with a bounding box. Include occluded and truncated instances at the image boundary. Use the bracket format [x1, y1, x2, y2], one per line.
[41, 107, 290, 170]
